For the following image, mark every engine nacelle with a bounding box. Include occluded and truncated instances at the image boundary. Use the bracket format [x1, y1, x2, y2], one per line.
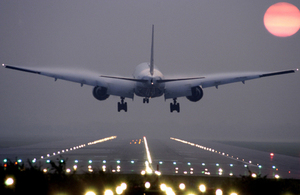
[186, 86, 203, 102]
[93, 86, 110, 101]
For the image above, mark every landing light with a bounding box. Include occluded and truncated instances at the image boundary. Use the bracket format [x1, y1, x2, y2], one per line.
[104, 190, 113, 195]
[160, 183, 167, 191]
[5, 178, 14, 186]
[179, 183, 185, 190]
[121, 183, 127, 190]
[155, 170, 161, 176]
[85, 191, 96, 195]
[199, 184, 206, 193]
[216, 189, 223, 195]
[116, 186, 123, 195]
[145, 181, 151, 189]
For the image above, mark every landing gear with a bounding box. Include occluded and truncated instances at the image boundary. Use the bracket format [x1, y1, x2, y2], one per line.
[143, 98, 149, 104]
[170, 98, 180, 113]
[118, 97, 127, 112]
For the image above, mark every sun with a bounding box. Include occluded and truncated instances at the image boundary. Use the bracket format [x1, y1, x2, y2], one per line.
[264, 2, 300, 37]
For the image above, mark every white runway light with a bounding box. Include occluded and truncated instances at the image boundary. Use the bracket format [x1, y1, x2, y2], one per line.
[143, 136, 152, 164]
[170, 137, 257, 168]
[39, 136, 117, 162]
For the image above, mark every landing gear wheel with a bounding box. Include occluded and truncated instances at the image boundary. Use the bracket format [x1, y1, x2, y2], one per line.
[170, 98, 180, 113]
[124, 102, 127, 112]
[143, 98, 149, 104]
[118, 102, 121, 112]
[118, 97, 128, 112]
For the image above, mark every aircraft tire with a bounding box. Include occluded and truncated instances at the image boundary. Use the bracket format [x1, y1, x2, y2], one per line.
[124, 102, 128, 112]
[170, 103, 174, 112]
[118, 102, 121, 112]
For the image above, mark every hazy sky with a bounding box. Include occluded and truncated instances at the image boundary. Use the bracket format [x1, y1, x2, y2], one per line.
[0, 1, 299, 142]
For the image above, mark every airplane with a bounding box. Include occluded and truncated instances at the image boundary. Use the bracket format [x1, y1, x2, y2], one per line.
[2, 25, 298, 112]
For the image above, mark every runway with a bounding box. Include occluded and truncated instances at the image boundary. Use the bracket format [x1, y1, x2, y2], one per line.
[0, 136, 299, 179]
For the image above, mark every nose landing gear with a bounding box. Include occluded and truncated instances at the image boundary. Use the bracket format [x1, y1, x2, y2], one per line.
[118, 97, 127, 112]
[170, 98, 180, 113]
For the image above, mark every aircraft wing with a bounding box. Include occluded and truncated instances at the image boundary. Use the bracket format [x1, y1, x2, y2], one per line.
[164, 69, 298, 99]
[2, 64, 135, 99]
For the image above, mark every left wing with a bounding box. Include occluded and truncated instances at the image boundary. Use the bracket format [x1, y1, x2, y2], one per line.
[2, 64, 135, 99]
[164, 69, 298, 99]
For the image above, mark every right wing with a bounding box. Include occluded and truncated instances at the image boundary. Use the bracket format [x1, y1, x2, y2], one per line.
[164, 69, 298, 99]
[2, 64, 135, 99]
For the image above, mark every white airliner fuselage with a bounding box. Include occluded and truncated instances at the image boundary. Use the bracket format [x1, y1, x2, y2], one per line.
[133, 63, 165, 98]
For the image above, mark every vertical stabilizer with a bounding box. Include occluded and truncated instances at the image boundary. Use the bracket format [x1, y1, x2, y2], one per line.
[150, 25, 154, 76]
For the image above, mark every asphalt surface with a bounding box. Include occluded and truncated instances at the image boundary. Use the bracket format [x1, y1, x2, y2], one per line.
[0, 136, 299, 179]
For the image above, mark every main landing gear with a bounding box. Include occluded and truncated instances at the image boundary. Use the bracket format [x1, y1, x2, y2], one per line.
[143, 98, 149, 104]
[170, 98, 180, 113]
[118, 97, 127, 112]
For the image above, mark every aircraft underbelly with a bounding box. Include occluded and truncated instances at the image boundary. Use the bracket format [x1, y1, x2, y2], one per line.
[134, 86, 164, 98]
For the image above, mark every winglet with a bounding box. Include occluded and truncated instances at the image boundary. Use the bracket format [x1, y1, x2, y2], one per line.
[150, 25, 154, 76]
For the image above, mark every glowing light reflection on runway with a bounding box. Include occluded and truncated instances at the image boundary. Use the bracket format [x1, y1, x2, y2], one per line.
[170, 137, 257, 167]
[38, 136, 117, 162]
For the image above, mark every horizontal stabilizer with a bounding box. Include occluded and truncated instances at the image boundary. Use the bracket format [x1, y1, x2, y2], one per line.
[100, 75, 148, 83]
[157, 77, 205, 83]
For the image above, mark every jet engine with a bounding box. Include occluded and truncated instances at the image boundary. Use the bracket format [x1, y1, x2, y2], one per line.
[93, 86, 110, 101]
[186, 86, 203, 102]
